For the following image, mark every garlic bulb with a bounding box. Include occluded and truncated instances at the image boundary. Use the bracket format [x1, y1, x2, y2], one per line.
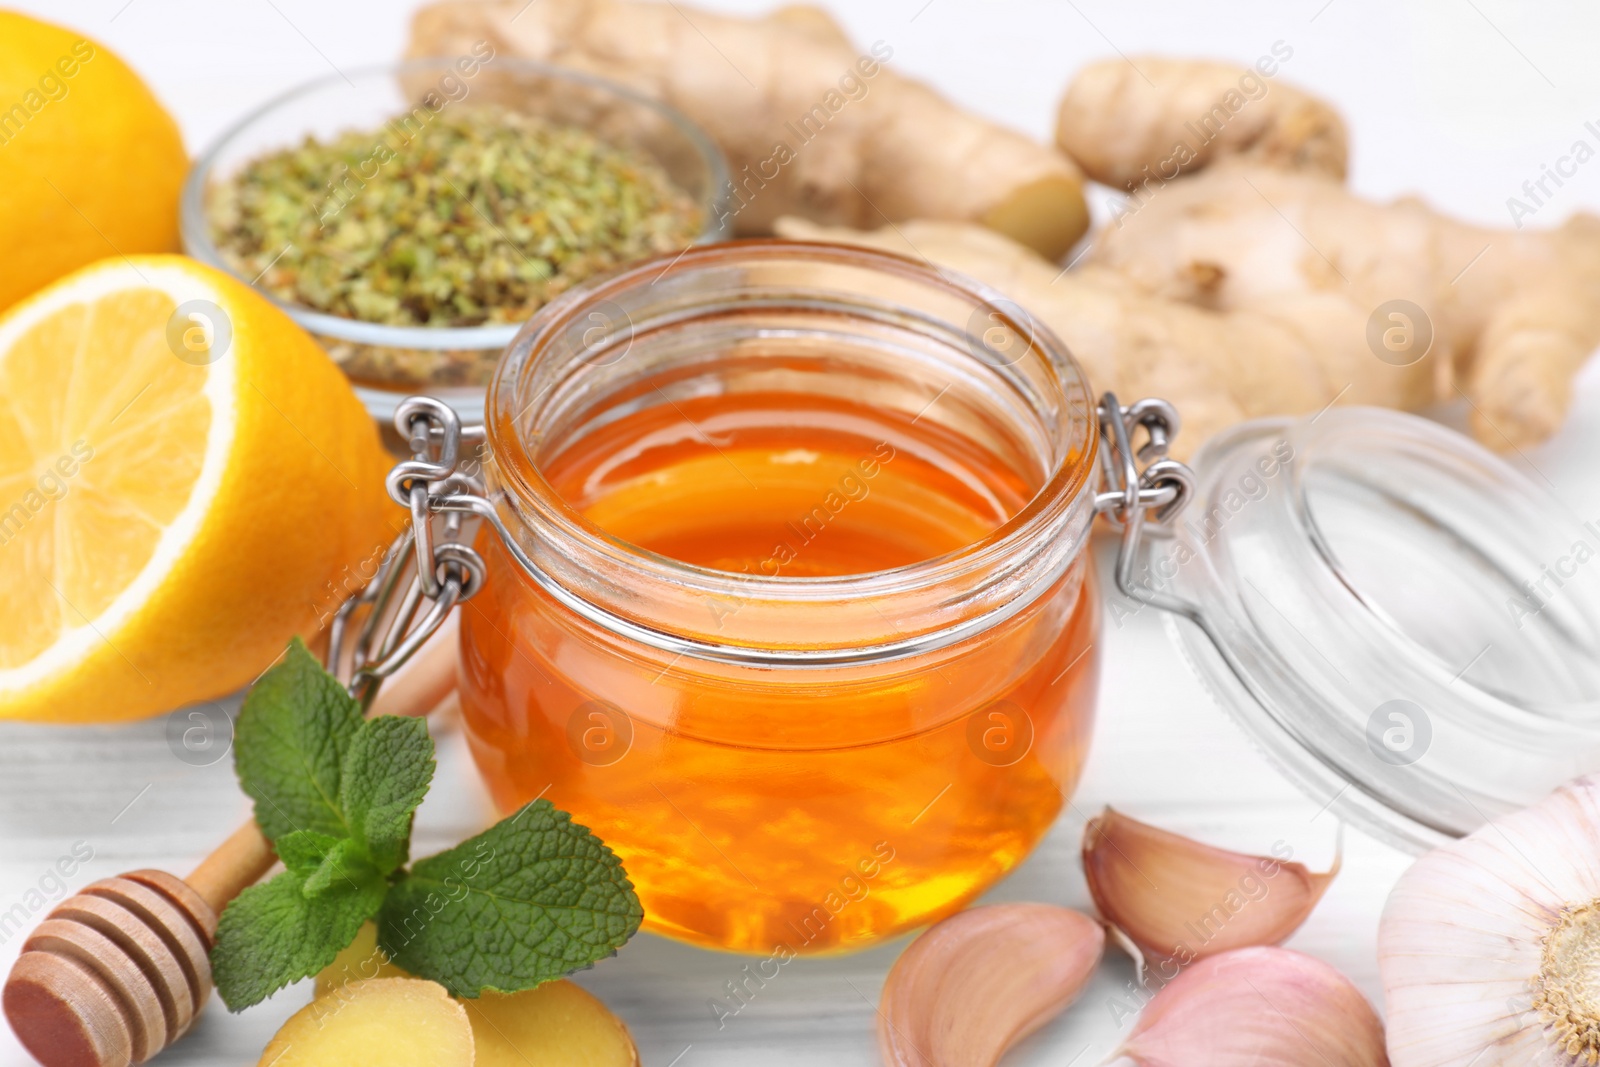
[1381, 774, 1600, 1066]
[878, 903, 1103, 1067]
[1108, 946, 1389, 1067]
[1083, 808, 1340, 964]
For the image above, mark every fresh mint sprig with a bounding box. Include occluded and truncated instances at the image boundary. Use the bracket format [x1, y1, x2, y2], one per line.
[380, 801, 643, 998]
[211, 638, 643, 1010]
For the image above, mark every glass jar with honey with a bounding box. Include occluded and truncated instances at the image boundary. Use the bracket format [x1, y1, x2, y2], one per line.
[453, 241, 1111, 954]
[386, 239, 1600, 957]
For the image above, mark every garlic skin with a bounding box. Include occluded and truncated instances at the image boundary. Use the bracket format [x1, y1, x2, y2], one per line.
[1083, 808, 1339, 964]
[1380, 774, 1600, 1067]
[1109, 946, 1389, 1067]
[878, 903, 1103, 1067]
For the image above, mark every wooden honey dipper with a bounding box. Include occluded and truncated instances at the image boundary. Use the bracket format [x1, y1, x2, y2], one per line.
[2, 616, 460, 1067]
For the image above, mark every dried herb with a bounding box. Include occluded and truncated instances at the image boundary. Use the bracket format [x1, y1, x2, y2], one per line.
[207, 103, 702, 331]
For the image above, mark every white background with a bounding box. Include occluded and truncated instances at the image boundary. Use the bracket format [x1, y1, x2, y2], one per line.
[4, 1, 1600, 1064]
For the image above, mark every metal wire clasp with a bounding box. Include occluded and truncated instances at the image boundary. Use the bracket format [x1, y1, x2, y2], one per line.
[1093, 393, 1199, 619]
[328, 397, 489, 707]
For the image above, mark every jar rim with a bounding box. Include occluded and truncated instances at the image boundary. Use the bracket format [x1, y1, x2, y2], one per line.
[485, 239, 1100, 613]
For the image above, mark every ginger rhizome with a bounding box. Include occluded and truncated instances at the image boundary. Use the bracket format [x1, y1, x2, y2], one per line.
[407, 0, 1089, 258]
[408, 5, 1599, 452]
[775, 214, 1337, 460]
[794, 55, 1600, 454]
[1055, 56, 1600, 450]
[1056, 55, 1348, 191]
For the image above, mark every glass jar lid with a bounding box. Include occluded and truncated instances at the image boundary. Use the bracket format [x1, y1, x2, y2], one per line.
[1145, 406, 1600, 852]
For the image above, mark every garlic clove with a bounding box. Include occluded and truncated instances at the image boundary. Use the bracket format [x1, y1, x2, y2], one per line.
[1380, 774, 1600, 1067]
[1110, 946, 1389, 1067]
[878, 903, 1104, 1067]
[1083, 807, 1339, 964]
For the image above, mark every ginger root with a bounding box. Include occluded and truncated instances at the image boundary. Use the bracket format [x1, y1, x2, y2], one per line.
[1056, 57, 1600, 449]
[258, 978, 474, 1067]
[774, 215, 1335, 459]
[313, 920, 408, 997]
[467, 983, 639, 1067]
[314, 923, 639, 1067]
[1056, 56, 1347, 190]
[407, 0, 1088, 258]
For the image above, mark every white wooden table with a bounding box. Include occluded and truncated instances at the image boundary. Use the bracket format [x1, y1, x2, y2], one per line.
[6, 1, 1600, 1062]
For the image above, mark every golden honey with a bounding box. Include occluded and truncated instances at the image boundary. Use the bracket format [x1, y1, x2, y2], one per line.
[458, 242, 1102, 953]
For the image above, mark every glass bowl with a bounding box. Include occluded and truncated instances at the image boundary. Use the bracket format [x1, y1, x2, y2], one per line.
[180, 58, 732, 425]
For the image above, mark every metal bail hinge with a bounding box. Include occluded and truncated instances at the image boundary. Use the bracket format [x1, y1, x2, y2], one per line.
[329, 397, 491, 708]
[1093, 393, 1199, 618]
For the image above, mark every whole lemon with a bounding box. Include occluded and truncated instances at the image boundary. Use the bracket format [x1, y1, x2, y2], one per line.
[0, 12, 188, 310]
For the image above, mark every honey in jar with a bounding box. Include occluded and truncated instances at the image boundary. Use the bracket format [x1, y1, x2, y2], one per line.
[458, 242, 1102, 953]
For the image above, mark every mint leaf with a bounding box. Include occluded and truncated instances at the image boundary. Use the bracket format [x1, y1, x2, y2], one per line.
[212, 865, 386, 1010]
[274, 829, 345, 874]
[234, 638, 362, 842]
[339, 715, 434, 874]
[377, 800, 643, 997]
[301, 838, 375, 898]
[276, 831, 381, 898]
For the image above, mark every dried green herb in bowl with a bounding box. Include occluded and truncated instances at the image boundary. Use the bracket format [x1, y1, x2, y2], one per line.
[207, 103, 703, 330]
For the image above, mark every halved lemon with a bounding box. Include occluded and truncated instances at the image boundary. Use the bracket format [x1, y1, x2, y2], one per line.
[0, 256, 399, 722]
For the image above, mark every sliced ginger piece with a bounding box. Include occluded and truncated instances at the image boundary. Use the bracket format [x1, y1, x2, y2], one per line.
[257, 978, 473, 1067]
[313, 921, 408, 997]
[313, 923, 637, 1066]
[465, 982, 638, 1067]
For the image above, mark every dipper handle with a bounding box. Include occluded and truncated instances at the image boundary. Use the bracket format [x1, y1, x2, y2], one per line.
[185, 823, 276, 917]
